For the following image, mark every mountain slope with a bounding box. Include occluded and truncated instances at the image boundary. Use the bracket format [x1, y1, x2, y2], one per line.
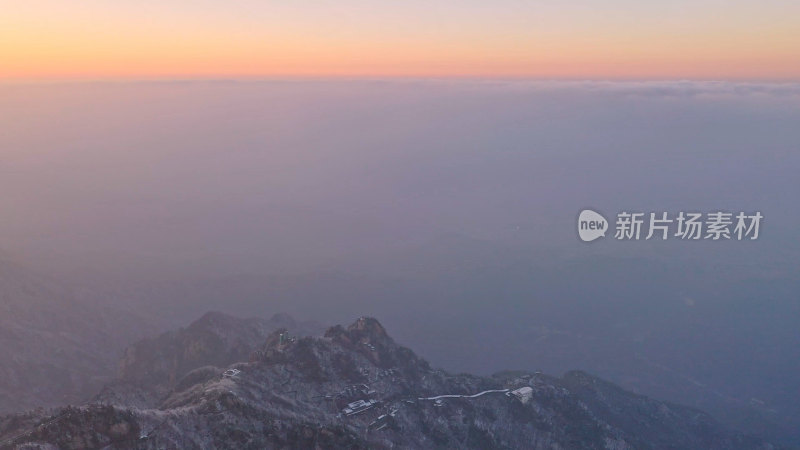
[0, 317, 775, 449]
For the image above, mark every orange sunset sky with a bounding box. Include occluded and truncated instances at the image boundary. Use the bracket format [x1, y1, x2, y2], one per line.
[2, 0, 799, 80]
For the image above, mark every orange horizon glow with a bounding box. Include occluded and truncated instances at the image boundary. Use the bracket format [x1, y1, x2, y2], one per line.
[2, 1, 800, 81]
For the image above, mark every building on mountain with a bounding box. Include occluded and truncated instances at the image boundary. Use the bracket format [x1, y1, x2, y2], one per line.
[510, 386, 533, 404]
[343, 399, 378, 416]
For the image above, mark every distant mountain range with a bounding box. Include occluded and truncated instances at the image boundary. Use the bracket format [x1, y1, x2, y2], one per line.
[0, 315, 777, 449]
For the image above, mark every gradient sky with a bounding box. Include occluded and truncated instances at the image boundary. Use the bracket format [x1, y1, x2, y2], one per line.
[2, 0, 800, 80]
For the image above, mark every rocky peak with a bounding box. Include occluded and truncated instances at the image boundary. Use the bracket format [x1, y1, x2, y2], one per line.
[348, 316, 388, 338]
[187, 311, 235, 331]
[325, 317, 391, 346]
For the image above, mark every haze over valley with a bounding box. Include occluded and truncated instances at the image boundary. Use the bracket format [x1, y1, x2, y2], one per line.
[1, 80, 799, 446]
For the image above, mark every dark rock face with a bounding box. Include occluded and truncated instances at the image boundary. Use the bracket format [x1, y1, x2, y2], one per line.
[0, 316, 778, 450]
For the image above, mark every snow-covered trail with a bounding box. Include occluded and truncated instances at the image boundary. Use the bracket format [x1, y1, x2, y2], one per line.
[418, 389, 509, 401]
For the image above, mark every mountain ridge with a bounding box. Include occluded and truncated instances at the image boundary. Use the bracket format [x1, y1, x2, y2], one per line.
[0, 315, 777, 449]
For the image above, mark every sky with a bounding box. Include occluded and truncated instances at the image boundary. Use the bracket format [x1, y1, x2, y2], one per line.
[2, 0, 800, 80]
[2, 79, 798, 280]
